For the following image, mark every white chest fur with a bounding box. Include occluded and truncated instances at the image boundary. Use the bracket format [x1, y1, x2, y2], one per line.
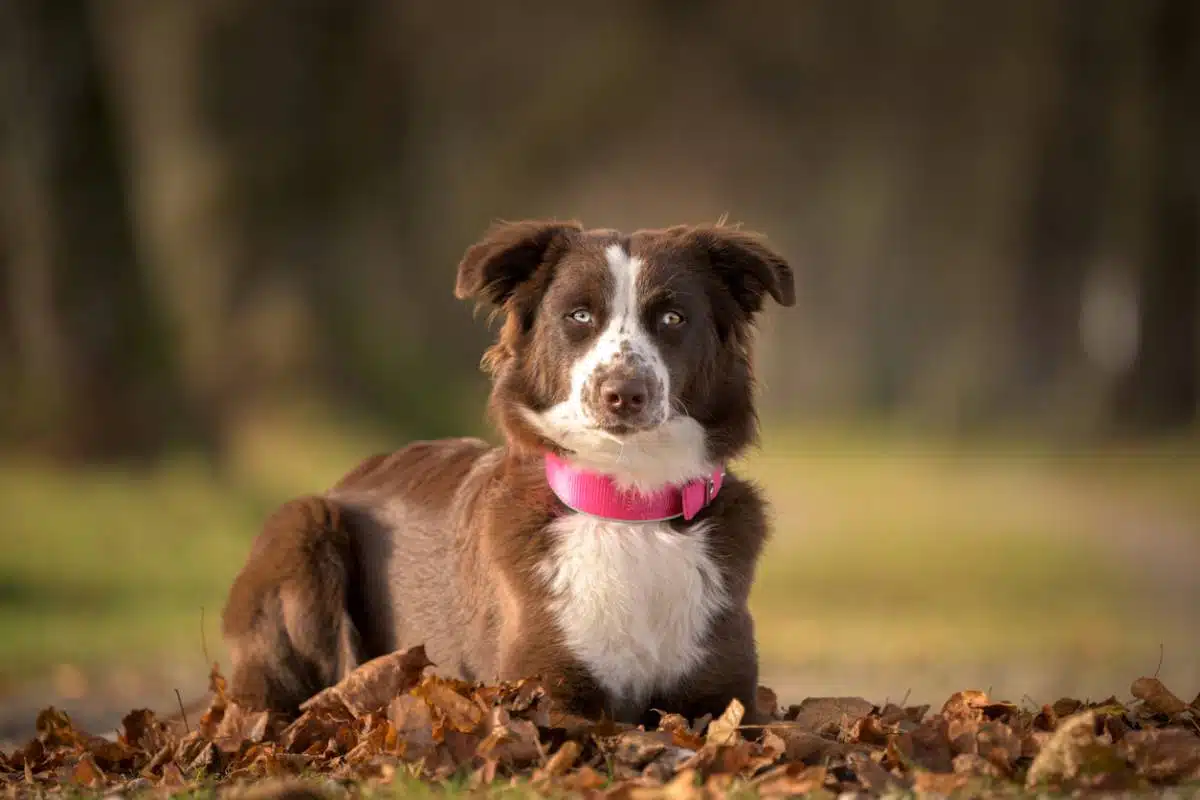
[538, 514, 729, 710]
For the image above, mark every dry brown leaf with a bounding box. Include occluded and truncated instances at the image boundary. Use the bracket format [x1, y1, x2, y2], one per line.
[946, 716, 979, 755]
[84, 736, 137, 771]
[300, 645, 434, 717]
[848, 751, 902, 791]
[209, 662, 228, 703]
[879, 734, 912, 774]
[656, 713, 705, 750]
[846, 714, 895, 746]
[70, 752, 105, 789]
[785, 696, 874, 735]
[415, 678, 484, 733]
[1132, 676, 1190, 716]
[1025, 711, 1130, 789]
[476, 718, 541, 766]
[912, 769, 969, 795]
[753, 762, 828, 796]
[976, 720, 1021, 771]
[755, 686, 779, 721]
[536, 739, 581, 779]
[1052, 697, 1083, 717]
[35, 708, 80, 748]
[1033, 703, 1057, 731]
[160, 761, 186, 788]
[214, 702, 278, 752]
[764, 724, 844, 764]
[606, 730, 675, 771]
[705, 697, 745, 746]
[559, 764, 607, 792]
[952, 752, 1004, 778]
[387, 694, 436, 761]
[1119, 728, 1200, 783]
[909, 717, 954, 773]
[941, 689, 989, 721]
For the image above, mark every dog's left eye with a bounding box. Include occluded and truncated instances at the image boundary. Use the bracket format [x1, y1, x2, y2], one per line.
[659, 310, 685, 328]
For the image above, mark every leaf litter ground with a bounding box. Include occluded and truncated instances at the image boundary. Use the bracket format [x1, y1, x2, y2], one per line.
[2, 646, 1199, 798]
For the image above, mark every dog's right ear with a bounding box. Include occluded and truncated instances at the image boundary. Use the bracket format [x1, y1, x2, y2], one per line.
[454, 220, 583, 307]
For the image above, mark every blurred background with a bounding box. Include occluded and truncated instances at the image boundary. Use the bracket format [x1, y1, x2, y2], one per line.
[1, 0, 1197, 742]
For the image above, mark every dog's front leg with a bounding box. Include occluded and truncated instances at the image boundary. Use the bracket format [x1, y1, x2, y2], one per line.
[495, 619, 608, 719]
[652, 607, 761, 729]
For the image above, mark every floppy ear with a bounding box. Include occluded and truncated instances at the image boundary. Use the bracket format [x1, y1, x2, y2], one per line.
[686, 225, 795, 314]
[454, 219, 583, 307]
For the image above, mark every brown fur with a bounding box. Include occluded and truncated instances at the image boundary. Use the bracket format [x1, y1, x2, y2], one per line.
[222, 220, 792, 724]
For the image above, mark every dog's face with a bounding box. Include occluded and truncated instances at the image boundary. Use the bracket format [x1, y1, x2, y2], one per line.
[455, 221, 794, 489]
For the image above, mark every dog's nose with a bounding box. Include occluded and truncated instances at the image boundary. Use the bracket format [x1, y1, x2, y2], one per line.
[600, 377, 648, 416]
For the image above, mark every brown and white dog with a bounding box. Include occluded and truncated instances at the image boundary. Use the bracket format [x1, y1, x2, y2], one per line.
[222, 220, 794, 726]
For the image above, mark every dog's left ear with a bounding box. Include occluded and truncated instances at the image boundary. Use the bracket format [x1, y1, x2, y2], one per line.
[686, 225, 795, 314]
[455, 219, 583, 307]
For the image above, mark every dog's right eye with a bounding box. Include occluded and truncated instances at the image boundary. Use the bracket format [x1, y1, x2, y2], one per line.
[566, 308, 594, 326]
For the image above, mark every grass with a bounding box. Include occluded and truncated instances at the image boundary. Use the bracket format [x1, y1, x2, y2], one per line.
[0, 409, 1197, 707]
[743, 424, 1200, 702]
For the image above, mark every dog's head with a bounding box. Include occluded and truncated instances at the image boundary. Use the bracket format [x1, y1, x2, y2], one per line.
[455, 220, 794, 490]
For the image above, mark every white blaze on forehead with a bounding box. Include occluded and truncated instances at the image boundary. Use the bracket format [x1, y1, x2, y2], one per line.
[555, 243, 671, 425]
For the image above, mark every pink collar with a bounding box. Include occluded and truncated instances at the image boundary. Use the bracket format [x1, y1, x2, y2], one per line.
[544, 452, 725, 522]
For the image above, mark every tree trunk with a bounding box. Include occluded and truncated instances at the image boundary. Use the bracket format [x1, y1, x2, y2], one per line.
[0, 0, 203, 463]
[1113, 0, 1199, 433]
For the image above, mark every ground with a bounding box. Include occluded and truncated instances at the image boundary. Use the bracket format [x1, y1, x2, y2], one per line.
[1, 409, 1197, 749]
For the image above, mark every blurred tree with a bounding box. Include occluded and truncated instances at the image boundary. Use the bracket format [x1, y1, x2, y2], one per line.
[0, 0, 1195, 464]
[1014, 0, 1116, 420]
[1113, 0, 1199, 433]
[0, 0, 209, 463]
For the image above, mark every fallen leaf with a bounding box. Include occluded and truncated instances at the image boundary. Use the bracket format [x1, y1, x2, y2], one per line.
[1025, 711, 1129, 790]
[952, 752, 1003, 778]
[752, 763, 828, 796]
[1119, 728, 1200, 783]
[415, 678, 484, 733]
[159, 761, 186, 788]
[764, 724, 844, 764]
[909, 717, 954, 773]
[388, 694, 436, 761]
[848, 751, 903, 792]
[976, 720, 1021, 771]
[536, 739, 581, 779]
[1132, 676, 1190, 716]
[214, 702, 279, 752]
[846, 714, 895, 746]
[476, 718, 541, 767]
[300, 645, 434, 717]
[755, 686, 779, 721]
[70, 753, 105, 789]
[785, 696, 874, 735]
[941, 689, 989, 721]
[121, 708, 173, 754]
[35, 707, 79, 748]
[912, 769, 969, 794]
[705, 698, 744, 745]
[1033, 703, 1058, 731]
[559, 764, 607, 792]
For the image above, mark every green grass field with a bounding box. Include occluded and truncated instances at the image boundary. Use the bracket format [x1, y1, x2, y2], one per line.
[1, 410, 1197, 707]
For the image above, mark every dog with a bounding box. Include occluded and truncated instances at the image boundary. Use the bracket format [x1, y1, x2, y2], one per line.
[221, 220, 794, 726]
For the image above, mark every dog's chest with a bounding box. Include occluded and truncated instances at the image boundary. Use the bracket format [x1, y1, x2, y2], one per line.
[538, 515, 728, 708]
